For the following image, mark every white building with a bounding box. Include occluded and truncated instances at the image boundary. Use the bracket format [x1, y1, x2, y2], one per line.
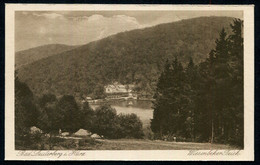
[105, 82, 133, 94]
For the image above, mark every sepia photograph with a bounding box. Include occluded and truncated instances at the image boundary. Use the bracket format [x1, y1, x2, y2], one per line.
[5, 4, 254, 160]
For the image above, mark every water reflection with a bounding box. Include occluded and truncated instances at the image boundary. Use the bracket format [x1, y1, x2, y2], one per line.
[90, 100, 153, 127]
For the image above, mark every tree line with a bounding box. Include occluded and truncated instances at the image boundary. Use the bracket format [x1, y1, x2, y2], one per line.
[17, 17, 234, 99]
[151, 19, 243, 147]
[15, 76, 144, 148]
[15, 18, 243, 148]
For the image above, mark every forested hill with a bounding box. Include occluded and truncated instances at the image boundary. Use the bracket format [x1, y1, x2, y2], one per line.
[17, 16, 235, 98]
[15, 44, 78, 68]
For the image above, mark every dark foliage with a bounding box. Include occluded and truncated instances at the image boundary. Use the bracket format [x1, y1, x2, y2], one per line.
[90, 104, 144, 139]
[36, 93, 59, 133]
[17, 17, 234, 99]
[116, 113, 144, 139]
[15, 18, 243, 148]
[79, 102, 95, 130]
[15, 44, 77, 68]
[151, 19, 244, 147]
[90, 104, 118, 138]
[15, 72, 39, 143]
[56, 95, 81, 133]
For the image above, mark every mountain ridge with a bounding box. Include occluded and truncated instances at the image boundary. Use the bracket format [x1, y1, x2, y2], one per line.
[17, 16, 236, 98]
[15, 44, 79, 68]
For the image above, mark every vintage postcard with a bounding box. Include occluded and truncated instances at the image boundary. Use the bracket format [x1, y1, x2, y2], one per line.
[5, 4, 254, 160]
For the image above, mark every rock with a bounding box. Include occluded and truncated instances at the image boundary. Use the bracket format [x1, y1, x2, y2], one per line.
[74, 129, 91, 136]
[30, 126, 42, 134]
[61, 132, 70, 136]
[91, 134, 101, 139]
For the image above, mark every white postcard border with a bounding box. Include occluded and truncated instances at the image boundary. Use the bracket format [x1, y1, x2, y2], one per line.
[5, 4, 254, 161]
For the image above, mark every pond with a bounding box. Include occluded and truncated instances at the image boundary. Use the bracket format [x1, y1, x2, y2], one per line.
[90, 100, 154, 128]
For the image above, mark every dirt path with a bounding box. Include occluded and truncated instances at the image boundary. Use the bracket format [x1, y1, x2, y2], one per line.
[94, 139, 238, 150]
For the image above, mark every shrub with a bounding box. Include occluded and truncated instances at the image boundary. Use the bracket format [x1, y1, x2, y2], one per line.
[79, 102, 95, 130]
[60, 139, 77, 149]
[78, 137, 95, 146]
[91, 104, 144, 139]
[91, 104, 119, 138]
[143, 126, 154, 140]
[48, 136, 65, 144]
[29, 131, 44, 143]
[116, 113, 144, 139]
[78, 139, 85, 147]
[56, 95, 81, 133]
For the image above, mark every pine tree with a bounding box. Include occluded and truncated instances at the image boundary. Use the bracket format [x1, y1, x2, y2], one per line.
[168, 58, 187, 136]
[151, 20, 243, 146]
[151, 59, 171, 137]
[151, 57, 188, 138]
[185, 57, 198, 141]
[228, 19, 244, 146]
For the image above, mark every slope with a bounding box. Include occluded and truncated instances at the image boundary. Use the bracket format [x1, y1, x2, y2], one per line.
[17, 16, 235, 98]
[15, 44, 79, 68]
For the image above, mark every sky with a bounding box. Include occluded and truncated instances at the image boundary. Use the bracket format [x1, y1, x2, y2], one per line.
[15, 11, 243, 51]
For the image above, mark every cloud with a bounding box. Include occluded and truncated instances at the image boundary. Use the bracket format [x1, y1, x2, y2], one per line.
[15, 11, 243, 51]
[38, 27, 47, 34]
[68, 16, 88, 21]
[32, 12, 65, 19]
[113, 15, 140, 26]
[16, 13, 143, 51]
[72, 14, 142, 42]
[97, 27, 108, 40]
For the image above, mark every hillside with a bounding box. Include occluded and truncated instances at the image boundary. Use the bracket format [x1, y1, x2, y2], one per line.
[17, 16, 235, 98]
[15, 44, 78, 68]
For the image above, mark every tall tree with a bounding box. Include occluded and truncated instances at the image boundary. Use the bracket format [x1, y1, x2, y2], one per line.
[37, 93, 58, 133]
[151, 59, 172, 137]
[56, 95, 81, 133]
[150, 20, 244, 147]
[184, 57, 198, 141]
[228, 19, 244, 146]
[167, 58, 187, 136]
[15, 72, 38, 139]
[151, 58, 188, 138]
[91, 104, 118, 138]
[79, 102, 95, 131]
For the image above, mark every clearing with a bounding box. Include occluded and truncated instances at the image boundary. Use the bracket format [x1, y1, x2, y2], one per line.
[92, 139, 239, 150]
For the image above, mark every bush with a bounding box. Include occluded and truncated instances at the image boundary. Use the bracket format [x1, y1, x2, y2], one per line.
[60, 139, 77, 149]
[91, 104, 119, 138]
[90, 104, 144, 139]
[79, 102, 95, 130]
[48, 136, 65, 144]
[143, 126, 154, 140]
[78, 137, 95, 146]
[116, 113, 144, 139]
[56, 95, 81, 133]
[29, 131, 44, 143]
